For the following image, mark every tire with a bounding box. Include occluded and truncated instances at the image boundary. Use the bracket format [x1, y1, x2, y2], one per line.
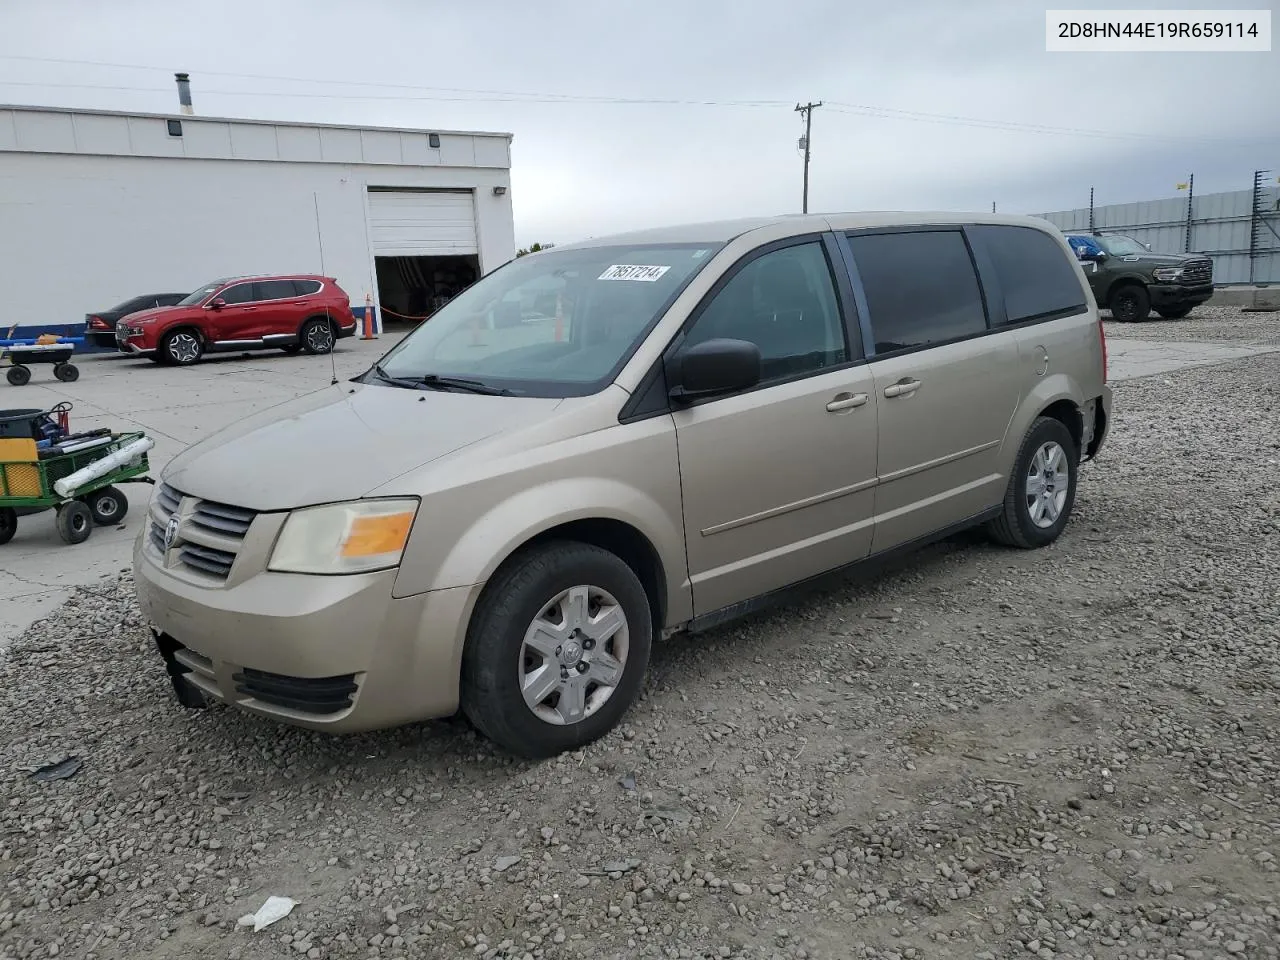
[85, 486, 128, 526]
[54, 363, 80, 383]
[300, 318, 336, 355]
[1156, 305, 1193, 320]
[161, 329, 203, 366]
[55, 501, 93, 545]
[6, 365, 30, 386]
[1109, 284, 1151, 323]
[461, 541, 653, 759]
[987, 416, 1079, 550]
[0, 507, 16, 546]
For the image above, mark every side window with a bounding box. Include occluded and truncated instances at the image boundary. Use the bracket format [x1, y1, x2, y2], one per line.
[219, 283, 256, 305]
[685, 241, 848, 383]
[847, 231, 986, 354]
[972, 226, 1088, 324]
[255, 280, 299, 301]
[291, 279, 322, 297]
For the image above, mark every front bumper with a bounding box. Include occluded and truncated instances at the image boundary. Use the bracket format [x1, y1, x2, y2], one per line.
[1149, 283, 1213, 308]
[134, 535, 482, 732]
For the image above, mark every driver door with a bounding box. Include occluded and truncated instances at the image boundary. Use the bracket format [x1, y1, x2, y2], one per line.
[671, 236, 878, 616]
[207, 281, 263, 343]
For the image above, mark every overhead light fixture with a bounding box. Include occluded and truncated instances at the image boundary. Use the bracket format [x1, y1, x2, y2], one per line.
[492, 186, 507, 196]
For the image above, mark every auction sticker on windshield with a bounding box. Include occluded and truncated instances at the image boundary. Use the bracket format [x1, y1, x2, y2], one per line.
[598, 264, 671, 282]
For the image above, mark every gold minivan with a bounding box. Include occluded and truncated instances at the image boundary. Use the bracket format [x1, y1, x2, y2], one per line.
[136, 213, 1111, 757]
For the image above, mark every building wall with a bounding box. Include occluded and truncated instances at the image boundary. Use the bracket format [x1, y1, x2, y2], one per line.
[1039, 185, 1280, 285]
[0, 107, 515, 341]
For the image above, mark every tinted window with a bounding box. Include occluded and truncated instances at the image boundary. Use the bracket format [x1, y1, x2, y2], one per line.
[848, 231, 986, 353]
[219, 283, 257, 305]
[974, 226, 1087, 324]
[255, 280, 299, 301]
[291, 279, 322, 297]
[685, 241, 848, 382]
[110, 295, 152, 314]
[158, 294, 186, 306]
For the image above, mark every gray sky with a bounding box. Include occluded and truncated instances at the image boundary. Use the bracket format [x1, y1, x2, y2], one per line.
[1, 0, 1277, 246]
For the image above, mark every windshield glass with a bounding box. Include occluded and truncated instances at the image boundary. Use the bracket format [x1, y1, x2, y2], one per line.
[374, 243, 719, 397]
[177, 282, 223, 307]
[1098, 235, 1148, 256]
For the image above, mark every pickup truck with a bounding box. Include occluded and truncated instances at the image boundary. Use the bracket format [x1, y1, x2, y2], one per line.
[1065, 232, 1213, 322]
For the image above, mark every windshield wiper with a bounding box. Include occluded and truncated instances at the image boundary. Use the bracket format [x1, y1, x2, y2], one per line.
[368, 365, 511, 395]
[415, 374, 513, 396]
[367, 363, 423, 390]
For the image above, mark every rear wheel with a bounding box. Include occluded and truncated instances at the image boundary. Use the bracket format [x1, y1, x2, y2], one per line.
[85, 486, 128, 525]
[55, 501, 93, 545]
[6, 365, 31, 386]
[1156, 305, 1193, 320]
[987, 417, 1079, 550]
[54, 363, 79, 383]
[1109, 284, 1151, 322]
[300, 318, 335, 355]
[161, 329, 203, 366]
[461, 542, 652, 758]
[0, 507, 16, 545]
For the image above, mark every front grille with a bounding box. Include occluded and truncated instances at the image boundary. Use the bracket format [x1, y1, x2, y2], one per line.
[149, 482, 257, 583]
[233, 668, 359, 715]
[1181, 258, 1212, 285]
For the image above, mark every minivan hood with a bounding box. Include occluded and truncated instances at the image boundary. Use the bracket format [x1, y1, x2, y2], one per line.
[163, 383, 562, 511]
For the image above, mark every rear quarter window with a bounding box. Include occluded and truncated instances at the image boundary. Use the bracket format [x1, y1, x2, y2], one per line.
[292, 280, 323, 296]
[974, 226, 1088, 324]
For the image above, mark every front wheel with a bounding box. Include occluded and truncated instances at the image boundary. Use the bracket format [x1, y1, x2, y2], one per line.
[161, 330, 203, 366]
[0, 507, 16, 545]
[6, 365, 30, 386]
[55, 501, 93, 545]
[987, 417, 1079, 549]
[54, 363, 80, 383]
[1109, 284, 1151, 323]
[300, 319, 335, 355]
[85, 486, 128, 525]
[1156, 305, 1193, 320]
[461, 542, 653, 759]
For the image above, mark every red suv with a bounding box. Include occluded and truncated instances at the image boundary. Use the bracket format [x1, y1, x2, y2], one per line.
[115, 275, 358, 365]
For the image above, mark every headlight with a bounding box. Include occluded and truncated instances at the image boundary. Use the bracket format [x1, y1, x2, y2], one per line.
[269, 498, 418, 574]
[1152, 267, 1183, 281]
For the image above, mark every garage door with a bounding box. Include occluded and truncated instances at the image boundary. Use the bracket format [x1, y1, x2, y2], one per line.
[367, 190, 478, 257]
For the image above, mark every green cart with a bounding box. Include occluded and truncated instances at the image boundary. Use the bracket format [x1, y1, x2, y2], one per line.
[0, 426, 154, 545]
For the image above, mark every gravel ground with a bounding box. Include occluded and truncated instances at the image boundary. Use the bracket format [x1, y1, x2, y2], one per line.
[2, 352, 1278, 960]
[1104, 303, 1280, 345]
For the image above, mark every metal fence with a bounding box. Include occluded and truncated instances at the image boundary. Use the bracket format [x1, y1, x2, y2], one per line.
[1038, 170, 1280, 285]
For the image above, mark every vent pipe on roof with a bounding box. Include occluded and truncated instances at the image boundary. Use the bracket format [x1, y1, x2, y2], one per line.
[175, 73, 194, 115]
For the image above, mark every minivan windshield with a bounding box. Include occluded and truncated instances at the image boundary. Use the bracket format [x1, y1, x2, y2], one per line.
[1097, 235, 1149, 256]
[176, 281, 225, 307]
[372, 243, 719, 397]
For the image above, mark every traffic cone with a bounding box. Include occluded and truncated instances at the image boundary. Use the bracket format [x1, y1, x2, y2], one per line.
[362, 295, 377, 340]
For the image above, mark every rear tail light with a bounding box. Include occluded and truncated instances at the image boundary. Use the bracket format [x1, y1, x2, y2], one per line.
[87, 315, 109, 330]
[1098, 316, 1108, 383]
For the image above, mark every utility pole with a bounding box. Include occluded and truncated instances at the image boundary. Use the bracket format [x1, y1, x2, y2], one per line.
[795, 101, 822, 214]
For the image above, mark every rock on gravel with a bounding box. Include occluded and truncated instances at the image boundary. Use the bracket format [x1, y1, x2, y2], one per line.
[2, 351, 1279, 960]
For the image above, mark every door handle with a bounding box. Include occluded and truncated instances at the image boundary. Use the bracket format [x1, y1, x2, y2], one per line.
[826, 392, 869, 412]
[883, 378, 920, 399]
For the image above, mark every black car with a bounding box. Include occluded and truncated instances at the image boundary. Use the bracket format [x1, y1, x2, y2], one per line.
[85, 293, 188, 348]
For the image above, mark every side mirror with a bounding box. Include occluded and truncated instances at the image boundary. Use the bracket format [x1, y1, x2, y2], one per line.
[208, 298, 225, 310]
[668, 338, 761, 402]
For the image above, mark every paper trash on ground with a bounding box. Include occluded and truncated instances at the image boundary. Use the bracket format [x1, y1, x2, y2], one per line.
[237, 896, 297, 932]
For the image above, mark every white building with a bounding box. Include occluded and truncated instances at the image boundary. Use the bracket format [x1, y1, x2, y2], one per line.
[0, 100, 515, 342]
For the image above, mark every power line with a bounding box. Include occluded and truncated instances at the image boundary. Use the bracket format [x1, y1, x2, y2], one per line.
[0, 58, 1275, 146]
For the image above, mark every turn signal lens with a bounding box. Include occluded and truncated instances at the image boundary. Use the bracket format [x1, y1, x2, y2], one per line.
[269, 498, 419, 575]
